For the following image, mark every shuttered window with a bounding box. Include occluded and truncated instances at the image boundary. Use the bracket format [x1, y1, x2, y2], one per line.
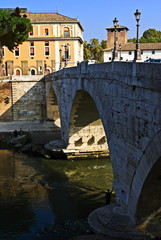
[14, 47, 20, 57]
[45, 47, 50, 56]
[30, 30, 34, 36]
[30, 47, 35, 56]
[45, 28, 49, 36]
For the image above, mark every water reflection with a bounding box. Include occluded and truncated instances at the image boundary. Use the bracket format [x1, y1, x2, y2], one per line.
[43, 158, 114, 223]
[0, 150, 114, 239]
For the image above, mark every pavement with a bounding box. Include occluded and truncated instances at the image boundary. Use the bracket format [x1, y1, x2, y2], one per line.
[0, 120, 60, 133]
[0, 120, 61, 145]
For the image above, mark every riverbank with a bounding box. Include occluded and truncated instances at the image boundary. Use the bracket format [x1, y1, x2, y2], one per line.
[32, 219, 120, 240]
[0, 121, 110, 160]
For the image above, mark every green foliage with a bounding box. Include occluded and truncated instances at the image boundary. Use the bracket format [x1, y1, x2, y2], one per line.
[127, 38, 136, 43]
[140, 28, 161, 43]
[83, 41, 91, 60]
[100, 40, 107, 49]
[83, 38, 107, 63]
[0, 7, 32, 51]
[128, 29, 161, 43]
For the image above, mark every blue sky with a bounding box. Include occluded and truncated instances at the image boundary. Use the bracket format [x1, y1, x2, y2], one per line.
[1, 0, 161, 42]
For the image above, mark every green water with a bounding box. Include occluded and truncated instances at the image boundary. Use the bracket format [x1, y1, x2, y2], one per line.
[0, 149, 114, 240]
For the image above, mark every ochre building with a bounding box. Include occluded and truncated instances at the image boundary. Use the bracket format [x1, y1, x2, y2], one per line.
[2, 8, 84, 76]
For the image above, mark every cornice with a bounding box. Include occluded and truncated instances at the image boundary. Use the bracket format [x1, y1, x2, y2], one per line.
[27, 37, 84, 44]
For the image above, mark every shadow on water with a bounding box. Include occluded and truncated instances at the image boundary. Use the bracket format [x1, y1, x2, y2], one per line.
[0, 149, 114, 239]
[43, 158, 114, 223]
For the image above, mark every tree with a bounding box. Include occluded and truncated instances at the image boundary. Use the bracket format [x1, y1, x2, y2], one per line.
[140, 29, 161, 43]
[83, 41, 91, 60]
[128, 28, 161, 43]
[127, 38, 136, 43]
[83, 38, 107, 63]
[100, 40, 107, 49]
[0, 7, 32, 75]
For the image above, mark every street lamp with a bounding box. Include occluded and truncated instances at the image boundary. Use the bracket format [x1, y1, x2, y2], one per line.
[134, 9, 141, 61]
[112, 17, 118, 61]
[64, 44, 68, 67]
[119, 44, 122, 61]
[59, 48, 62, 69]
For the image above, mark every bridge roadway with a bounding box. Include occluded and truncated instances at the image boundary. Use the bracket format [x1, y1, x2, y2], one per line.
[44, 61, 161, 238]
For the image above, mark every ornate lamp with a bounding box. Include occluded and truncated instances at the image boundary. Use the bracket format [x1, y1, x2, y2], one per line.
[134, 9, 141, 61]
[112, 17, 118, 61]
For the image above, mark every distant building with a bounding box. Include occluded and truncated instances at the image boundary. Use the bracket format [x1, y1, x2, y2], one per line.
[2, 8, 84, 76]
[104, 24, 161, 62]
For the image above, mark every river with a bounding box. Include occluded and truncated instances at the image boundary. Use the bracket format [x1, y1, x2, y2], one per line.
[0, 149, 114, 240]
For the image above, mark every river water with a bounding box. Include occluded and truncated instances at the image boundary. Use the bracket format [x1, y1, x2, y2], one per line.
[0, 149, 114, 240]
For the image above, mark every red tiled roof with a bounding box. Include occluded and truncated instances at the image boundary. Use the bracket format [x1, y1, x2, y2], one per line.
[25, 12, 78, 23]
[104, 42, 161, 51]
[106, 25, 129, 31]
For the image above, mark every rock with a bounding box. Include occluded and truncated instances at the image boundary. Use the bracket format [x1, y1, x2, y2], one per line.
[44, 139, 66, 150]
[10, 135, 26, 144]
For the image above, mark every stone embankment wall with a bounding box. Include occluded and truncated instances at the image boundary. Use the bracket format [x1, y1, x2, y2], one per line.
[0, 76, 46, 121]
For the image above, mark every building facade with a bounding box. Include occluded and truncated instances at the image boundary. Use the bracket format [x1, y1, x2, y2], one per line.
[104, 24, 161, 62]
[2, 8, 84, 76]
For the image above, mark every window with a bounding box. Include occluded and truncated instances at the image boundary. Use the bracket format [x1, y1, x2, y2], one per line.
[64, 27, 70, 38]
[64, 45, 70, 59]
[31, 69, 36, 75]
[45, 42, 49, 46]
[30, 47, 35, 56]
[128, 51, 132, 55]
[14, 47, 20, 57]
[16, 69, 20, 75]
[141, 50, 143, 55]
[46, 69, 50, 74]
[152, 50, 155, 54]
[2, 47, 4, 57]
[30, 42, 34, 46]
[45, 47, 50, 56]
[30, 29, 34, 36]
[44, 28, 49, 36]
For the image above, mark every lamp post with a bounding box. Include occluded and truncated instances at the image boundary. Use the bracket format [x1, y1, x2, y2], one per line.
[112, 17, 118, 61]
[64, 44, 68, 67]
[119, 44, 122, 61]
[59, 49, 62, 69]
[134, 9, 141, 61]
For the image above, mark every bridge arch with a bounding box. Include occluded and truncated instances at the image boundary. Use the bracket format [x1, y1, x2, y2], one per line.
[128, 130, 161, 223]
[47, 87, 60, 127]
[67, 90, 109, 155]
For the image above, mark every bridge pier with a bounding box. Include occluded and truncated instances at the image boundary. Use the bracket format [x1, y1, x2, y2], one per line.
[88, 204, 144, 239]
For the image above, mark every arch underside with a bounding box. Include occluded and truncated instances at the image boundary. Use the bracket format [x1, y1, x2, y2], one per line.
[68, 90, 109, 154]
[137, 156, 161, 223]
[47, 88, 60, 127]
[129, 131, 161, 224]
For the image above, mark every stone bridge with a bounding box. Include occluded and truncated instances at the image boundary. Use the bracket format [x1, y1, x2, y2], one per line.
[44, 61, 161, 234]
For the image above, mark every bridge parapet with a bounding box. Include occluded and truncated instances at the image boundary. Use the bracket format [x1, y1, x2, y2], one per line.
[49, 60, 161, 82]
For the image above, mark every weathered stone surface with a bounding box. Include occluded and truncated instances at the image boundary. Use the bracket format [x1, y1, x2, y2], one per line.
[44, 61, 161, 224]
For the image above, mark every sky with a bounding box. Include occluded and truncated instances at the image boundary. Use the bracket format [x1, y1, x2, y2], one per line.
[1, 0, 161, 42]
